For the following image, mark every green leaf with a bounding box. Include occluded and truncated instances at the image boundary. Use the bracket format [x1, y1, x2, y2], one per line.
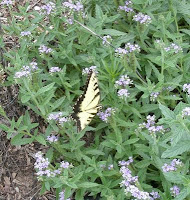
[35, 83, 55, 96]
[45, 181, 50, 191]
[123, 138, 139, 145]
[0, 105, 8, 119]
[0, 124, 9, 131]
[11, 134, 34, 146]
[79, 182, 100, 188]
[85, 149, 105, 156]
[159, 103, 175, 120]
[135, 160, 151, 168]
[162, 140, 190, 158]
[164, 172, 184, 184]
[21, 94, 31, 103]
[101, 29, 127, 36]
[174, 187, 190, 200]
[35, 135, 47, 145]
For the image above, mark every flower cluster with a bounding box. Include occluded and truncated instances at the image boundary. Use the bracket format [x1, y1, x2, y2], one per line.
[59, 190, 71, 200]
[162, 159, 183, 173]
[20, 31, 31, 37]
[47, 135, 58, 143]
[39, 45, 53, 54]
[150, 92, 160, 102]
[34, 152, 72, 178]
[47, 112, 68, 125]
[62, 0, 85, 24]
[119, 157, 160, 200]
[183, 83, 190, 96]
[182, 107, 190, 117]
[138, 115, 164, 136]
[115, 43, 140, 57]
[82, 66, 98, 75]
[119, 1, 133, 13]
[133, 13, 152, 25]
[162, 86, 172, 91]
[164, 43, 183, 54]
[49, 67, 61, 74]
[170, 186, 180, 197]
[14, 61, 38, 79]
[117, 89, 130, 99]
[97, 107, 115, 123]
[0, 0, 12, 6]
[115, 75, 133, 87]
[63, 1, 83, 12]
[102, 35, 112, 46]
[41, 2, 56, 15]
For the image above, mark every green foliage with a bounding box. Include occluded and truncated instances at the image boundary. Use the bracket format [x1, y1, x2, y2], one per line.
[1, 0, 190, 199]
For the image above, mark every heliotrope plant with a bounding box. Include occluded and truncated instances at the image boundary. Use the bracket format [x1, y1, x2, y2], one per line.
[0, 0, 190, 199]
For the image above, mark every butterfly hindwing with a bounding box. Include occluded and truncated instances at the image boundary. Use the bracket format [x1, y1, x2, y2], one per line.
[72, 71, 100, 132]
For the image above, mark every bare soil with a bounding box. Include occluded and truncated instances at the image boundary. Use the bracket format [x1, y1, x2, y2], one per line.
[0, 1, 56, 199]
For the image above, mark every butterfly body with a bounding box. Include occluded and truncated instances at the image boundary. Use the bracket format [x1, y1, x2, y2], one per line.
[71, 71, 100, 132]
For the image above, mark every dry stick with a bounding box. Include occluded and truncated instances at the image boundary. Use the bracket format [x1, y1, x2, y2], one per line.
[74, 20, 147, 84]
[74, 20, 116, 49]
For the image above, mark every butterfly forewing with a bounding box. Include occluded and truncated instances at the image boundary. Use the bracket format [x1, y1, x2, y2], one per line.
[72, 71, 100, 132]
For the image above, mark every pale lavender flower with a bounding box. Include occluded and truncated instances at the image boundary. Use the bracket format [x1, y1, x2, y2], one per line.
[146, 115, 156, 127]
[20, 31, 31, 36]
[125, 43, 140, 53]
[97, 107, 115, 123]
[30, 62, 38, 70]
[47, 112, 63, 121]
[115, 75, 133, 87]
[119, 157, 154, 199]
[108, 164, 113, 170]
[150, 191, 160, 199]
[53, 169, 61, 175]
[164, 43, 183, 54]
[60, 161, 71, 169]
[59, 190, 71, 200]
[59, 117, 68, 125]
[133, 13, 152, 25]
[148, 125, 164, 134]
[63, 0, 83, 12]
[49, 66, 61, 73]
[125, 185, 151, 199]
[119, 0, 133, 13]
[82, 66, 98, 75]
[170, 186, 180, 197]
[117, 89, 130, 99]
[47, 135, 58, 143]
[14, 71, 31, 79]
[150, 92, 159, 102]
[115, 43, 140, 57]
[138, 115, 164, 136]
[14, 62, 38, 79]
[162, 159, 183, 172]
[115, 47, 128, 56]
[39, 45, 52, 54]
[102, 35, 112, 46]
[34, 151, 50, 171]
[1, 0, 12, 6]
[183, 83, 190, 95]
[182, 107, 190, 117]
[41, 2, 55, 15]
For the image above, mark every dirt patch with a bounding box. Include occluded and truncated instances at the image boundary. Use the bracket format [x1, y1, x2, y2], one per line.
[0, 1, 56, 199]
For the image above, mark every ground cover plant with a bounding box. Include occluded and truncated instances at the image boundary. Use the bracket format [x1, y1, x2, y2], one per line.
[0, 0, 190, 199]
